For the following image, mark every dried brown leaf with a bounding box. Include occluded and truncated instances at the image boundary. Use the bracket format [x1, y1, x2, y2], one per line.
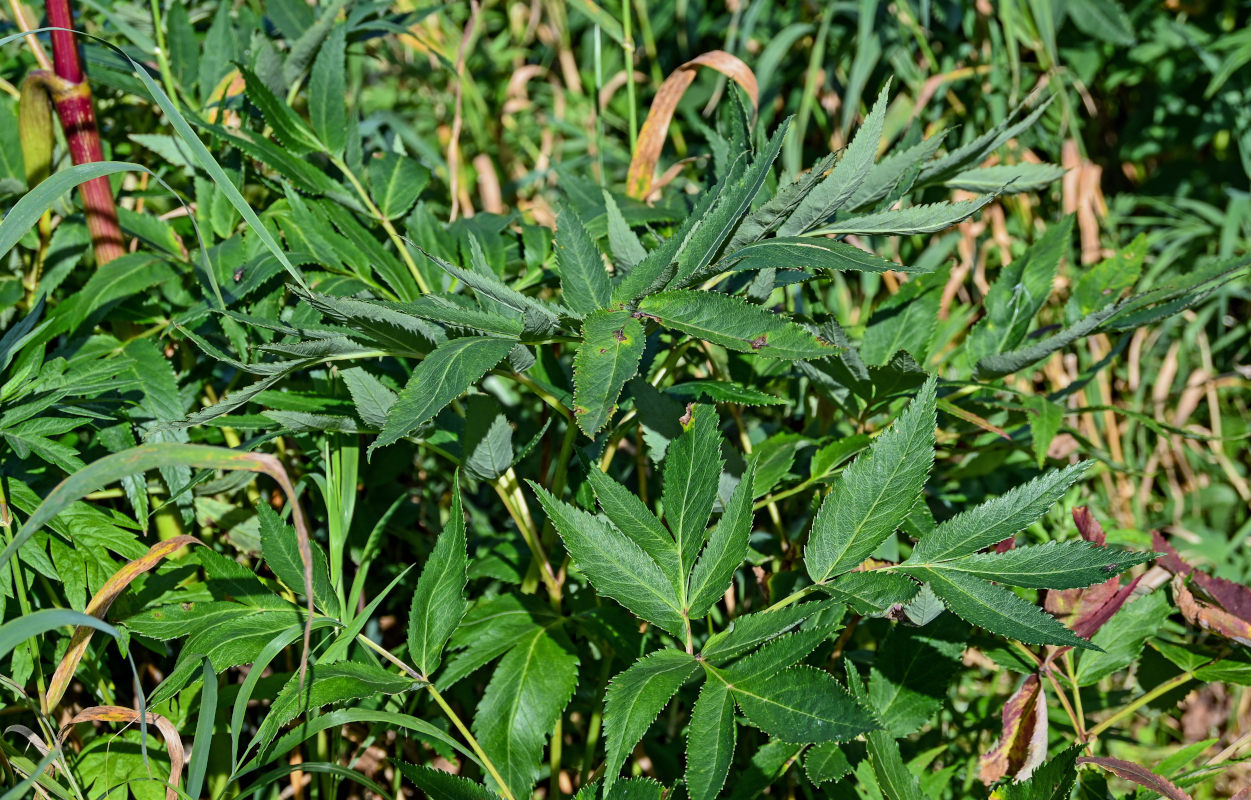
[1174, 575, 1251, 646]
[626, 51, 758, 199]
[981, 674, 1048, 785]
[60, 706, 184, 800]
[45, 535, 202, 710]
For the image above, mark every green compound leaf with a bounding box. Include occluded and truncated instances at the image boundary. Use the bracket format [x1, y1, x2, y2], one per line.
[720, 664, 877, 744]
[779, 82, 889, 236]
[637, 290, 838, 360]
[259, 505, 338, 618]
[688, 461, 756, 617]
[806, 376, 936, 583]
[586, 467, 681, 592]
[603, 649, 699, 795]
[910, 541, 1154, 590]
[663, 404, 725, 583]
[473, 629, 579, 799]
[573, 310, 645, 436]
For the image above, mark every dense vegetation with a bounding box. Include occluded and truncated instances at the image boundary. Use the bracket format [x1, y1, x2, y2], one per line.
[1, 1, 1249, 798]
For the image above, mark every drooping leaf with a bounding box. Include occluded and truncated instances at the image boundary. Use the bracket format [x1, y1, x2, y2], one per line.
[473, 630, 579, 799]
[805, 376, 936, 583]
[980, 673, 1050, 786]
[603, 649, 699, 794]
[373, 337, 517, 452]
[638, 290, 838, 360]
[573, 310, 645, 436]
[686, 678, 737, 800]
[408, 475, 468, 677]
[530, 483, 686, 635]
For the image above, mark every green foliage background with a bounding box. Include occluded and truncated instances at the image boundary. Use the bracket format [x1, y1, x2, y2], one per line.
[0, 1, 1249, 799]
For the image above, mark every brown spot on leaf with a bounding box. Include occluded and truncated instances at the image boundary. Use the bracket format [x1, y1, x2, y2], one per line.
[679, 403, 694, 427]
[750, 335, 767, 350]
[613, 327, 628, 342]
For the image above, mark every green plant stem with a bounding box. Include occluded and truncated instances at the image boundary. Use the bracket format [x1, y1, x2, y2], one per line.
[331, 154, 432, 294]
[426, 681, 519, 800]
[354, 633, 517, 800]
[754, 474, 822, 511]
[1041, 665, 1084, 741]
[1086, 671, 1195, 740]
[148, 0, 181, 109]
[621, 0, 637, 154]
[763, 583, 819, 613]
[495, 468, 561, 602]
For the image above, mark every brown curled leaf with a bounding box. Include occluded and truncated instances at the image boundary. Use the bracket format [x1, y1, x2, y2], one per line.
[60, 706, 185, 800]
[45, 535, 202, 710]
[626, 51, 758, 200]
[1075, 756, 1192, 800]
[1154, 531, 1251, 621]
[1173, 575, 1251, 646]
[981, 673, 1048, 785]
[0, 444, 319, 696]
[1073, 506, 1106, 546]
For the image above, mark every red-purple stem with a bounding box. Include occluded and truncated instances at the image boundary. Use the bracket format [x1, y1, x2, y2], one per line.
[45, 0, 124, 264]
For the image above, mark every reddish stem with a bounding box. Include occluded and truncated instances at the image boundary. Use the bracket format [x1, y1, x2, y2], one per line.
[44, 0, 124, 264]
